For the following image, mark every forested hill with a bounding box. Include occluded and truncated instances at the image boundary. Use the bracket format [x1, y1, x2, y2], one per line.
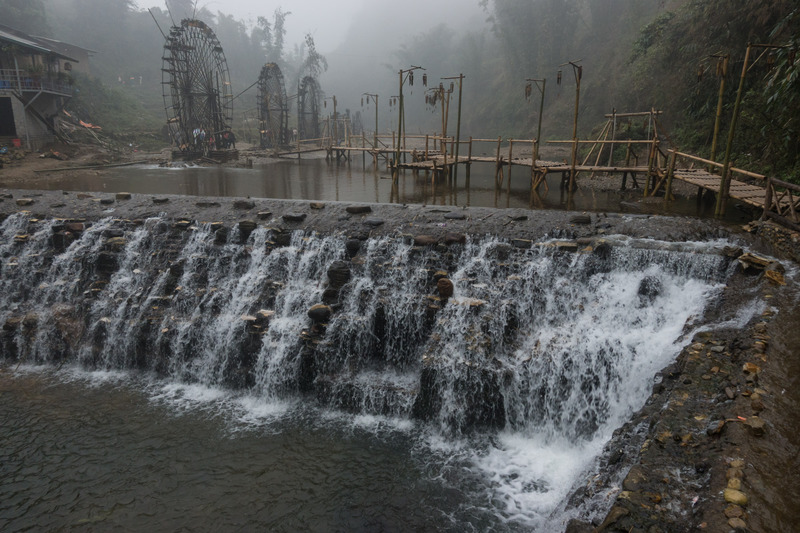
[2, 0, 797, 181]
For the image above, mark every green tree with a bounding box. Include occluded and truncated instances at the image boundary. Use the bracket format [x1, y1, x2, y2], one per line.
[0, 0, 50, 34]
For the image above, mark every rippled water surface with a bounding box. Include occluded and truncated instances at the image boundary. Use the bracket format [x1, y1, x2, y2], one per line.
[0, 369, 496, 532]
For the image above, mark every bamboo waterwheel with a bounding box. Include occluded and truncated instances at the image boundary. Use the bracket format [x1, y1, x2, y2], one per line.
[297, 76, 321, 141]
[162, 19, 233, 151]
[257, 63, 289, 148]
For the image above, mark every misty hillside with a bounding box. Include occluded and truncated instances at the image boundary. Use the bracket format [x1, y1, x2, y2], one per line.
[2, 0, 797, 181]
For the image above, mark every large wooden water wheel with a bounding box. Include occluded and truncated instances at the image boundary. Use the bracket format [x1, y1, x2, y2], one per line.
[257, 63, 289, 148]
[162, 19, 233, 151]
[297, 76, 321, 141]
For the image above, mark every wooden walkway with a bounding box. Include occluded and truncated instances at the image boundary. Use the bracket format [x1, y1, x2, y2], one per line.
[269, 133, 799, 230]
[673, 168, 768, 209]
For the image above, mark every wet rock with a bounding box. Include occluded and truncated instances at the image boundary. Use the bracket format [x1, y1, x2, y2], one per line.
[737, 252, 771, 272]
[751, 396, 765, 413]
[743, 416, 766, 436]
[727, 477, 742, 490]
[722, 245, 743, 258]
[569, 214, 591, 225]
[363, 217, 385, 227]
[593, 241, 612, 260]
[507, 214, 528, 222]
[233, 199, 256, 210]
[444, 211, 466, 220]
[237, 220, 258, 234]
[152, 197, 169, 204]
[723, 488, 748, 506]
[727, 468, 744, 480]
[116, 192, 132, 201]
[257, 211, 272, 220]
[52, 231, 76, 251]
[322, 288, 340, 305]
[728, 517, 747, 529]
[622, 465, 647, 491]
[13, 234, 28, 243]
[437, 278, 454, 298]
[444, 233, 466, 245]
[327, 260, 351, 288]
[414, 235, 438, 246]
[706, 419, 726, 436]
[174, 220, 192, 230]
[724, 504, 744, 518]
[77, 193, 93, 199]
[511, 238, 532, 249]
[282, 213, 307, 223]
[310, 202, 325, 209]
[99, 198, 114, 205]
[346, 205, 372, 214]
[554, 240, 578, 252]
[638, 276, 662, 302]
[95, 251, 119, 273]
[273, 229, 292, 247]
[596, 506, 629, 530]
[564, 518, 593, 533]
[345, 239, 361, 257]
[196, 201, 221, 208]
[15, 198, 34, 206]
[214, 226, 229, 244]
[105, 237, 127, 251]
[308, 304, 332, 323]
[764, 262, 786, 285]
[742, 362, 761, 375]
[725, 386, 736, 400]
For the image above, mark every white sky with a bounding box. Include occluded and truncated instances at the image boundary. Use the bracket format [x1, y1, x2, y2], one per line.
[139, 0, 483, 52]
[139, 0, 370, 50]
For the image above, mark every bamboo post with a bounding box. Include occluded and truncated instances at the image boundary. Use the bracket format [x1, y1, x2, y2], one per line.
[761, 176, 773, 220]
[710, 55, 728, 164]
[495, 136, 502, 183]
[607, 108, 617, 167]
[716, 45, 753, 216]
[644, 138, 658, 196]
[536, 79, 545, 163]
[664, 150, 677, 204]
[563, 62, 582, 193]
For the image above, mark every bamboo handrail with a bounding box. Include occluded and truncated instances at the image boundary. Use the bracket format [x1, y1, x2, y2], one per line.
[674, 151, 766, 180]
[547, 139, 655, 145]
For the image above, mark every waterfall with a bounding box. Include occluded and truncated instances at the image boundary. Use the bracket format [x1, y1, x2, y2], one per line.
[0, 212, 734, 527]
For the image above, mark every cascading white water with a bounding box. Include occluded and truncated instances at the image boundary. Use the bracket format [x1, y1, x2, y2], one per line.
[0, 212, 734, 529]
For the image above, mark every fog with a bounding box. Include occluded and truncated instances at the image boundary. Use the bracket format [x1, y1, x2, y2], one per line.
[136, 0, 488, 135]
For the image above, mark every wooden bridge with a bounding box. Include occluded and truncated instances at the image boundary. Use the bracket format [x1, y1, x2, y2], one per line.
[271, 129, 800, 232]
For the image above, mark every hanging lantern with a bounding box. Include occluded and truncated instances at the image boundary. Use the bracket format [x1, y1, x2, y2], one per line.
[450, 82, 454, 92]
[409, 71, 414, 86]
[422, 73, 427, 87]
[324, 100, 327, 108]
[557, 70, 562, 85]
[525, 83, 532, 101]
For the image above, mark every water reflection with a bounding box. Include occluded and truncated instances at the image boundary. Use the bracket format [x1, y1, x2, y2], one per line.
[3, 157, 751, 221]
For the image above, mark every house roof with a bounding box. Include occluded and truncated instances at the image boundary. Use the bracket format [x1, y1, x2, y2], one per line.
[0, 24, 80, 62]
[35, 37, 97, 58]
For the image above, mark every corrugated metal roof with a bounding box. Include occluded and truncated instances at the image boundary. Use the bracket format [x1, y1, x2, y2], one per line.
[0, 24, 80, 62]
